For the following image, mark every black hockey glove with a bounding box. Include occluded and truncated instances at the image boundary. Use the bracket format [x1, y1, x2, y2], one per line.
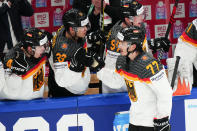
[69, 47, 94, 72]
[90, 53, 105, 72]
[149, 37, 171, 54]
[70, 60, 85, 72]
[87, 30, 106, 44]
[8, 51, 29, 75]
[154, 116, 171, 131]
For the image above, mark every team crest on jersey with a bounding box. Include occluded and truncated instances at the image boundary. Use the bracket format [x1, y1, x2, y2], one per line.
[33, 67, 44, 91]
[61, 43, 68, 49]
[124, 78, 138, 102]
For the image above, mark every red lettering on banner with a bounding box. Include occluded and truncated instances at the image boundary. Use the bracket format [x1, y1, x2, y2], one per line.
[37, 14, 46, 25]
[54, 0, 62, 3]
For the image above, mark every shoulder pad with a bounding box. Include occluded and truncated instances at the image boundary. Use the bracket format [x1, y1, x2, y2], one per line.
[128, 53, 163, 79]
[185, 22, 197, 40]
[52, 33, 84, 63]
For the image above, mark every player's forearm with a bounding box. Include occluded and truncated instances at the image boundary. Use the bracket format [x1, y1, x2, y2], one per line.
[150, 69, 173, 118]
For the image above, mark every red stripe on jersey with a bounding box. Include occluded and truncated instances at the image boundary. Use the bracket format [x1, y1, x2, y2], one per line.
[116, 69, 151, 84]
[180, 32, 197, 47]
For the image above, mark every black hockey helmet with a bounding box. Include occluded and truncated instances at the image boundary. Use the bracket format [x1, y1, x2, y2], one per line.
[120, 0, 144, 22]
[22, 27, 48, 50]
[117, 26, 144, 51]
[62, 8, 90, 31]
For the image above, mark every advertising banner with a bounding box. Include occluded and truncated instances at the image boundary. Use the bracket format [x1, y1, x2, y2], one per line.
[185, 99, 197, 131]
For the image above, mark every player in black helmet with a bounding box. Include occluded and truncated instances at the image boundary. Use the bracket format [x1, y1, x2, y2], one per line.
[48, 8, 104, 97]
[0, 27, 49, 100]
[105, 26, 172, 131]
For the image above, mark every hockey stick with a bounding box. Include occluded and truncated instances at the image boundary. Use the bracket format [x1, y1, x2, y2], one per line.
[165, 0, 180, 38]
[171, 56, 180, 89]
[166, 0, 181, 89]
[158, 0, 180, 61]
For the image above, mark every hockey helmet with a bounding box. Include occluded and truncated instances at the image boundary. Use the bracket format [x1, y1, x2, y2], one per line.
[62, 8, 90, 31]
[117, 26, 144, 50]
[22, 28, 48, 49]
[121, 0, 145, 22]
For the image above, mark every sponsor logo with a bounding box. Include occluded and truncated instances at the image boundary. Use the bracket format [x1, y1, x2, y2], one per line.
[151, 71, 164, 81]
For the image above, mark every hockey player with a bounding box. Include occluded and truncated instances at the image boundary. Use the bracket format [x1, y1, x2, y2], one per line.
[107, 26, 172, 131]
[0, 27, 49, 100]
[167, 18, 197, 95]
[95, 0, 149, 93]
[48, 8, 104, 97]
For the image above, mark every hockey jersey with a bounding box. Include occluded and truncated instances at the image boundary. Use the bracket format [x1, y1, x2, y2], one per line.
[49, 26, 90, 95]
[114, 52, 172, 127]
[0, 45, 47, 100]
[179, 18, 197, 47]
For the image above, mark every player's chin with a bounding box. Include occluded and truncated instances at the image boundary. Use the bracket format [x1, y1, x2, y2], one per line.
[79, 34, 86, 38]
[34, 53, 43, 59]
[120, 52, 127, 56]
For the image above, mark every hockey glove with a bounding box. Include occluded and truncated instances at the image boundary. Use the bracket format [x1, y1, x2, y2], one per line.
[87, 30, 106, 44]
[70, 60, 85, 72]
[6, 51, 29, 75]
[69, 47, 93, 72]
[150, 37, 171, 54]
[90, 53, 105, 72]
[154, 116, 171, 131]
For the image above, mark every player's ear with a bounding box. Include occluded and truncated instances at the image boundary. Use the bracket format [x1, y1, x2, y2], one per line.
[129, 44, 136, 51]
[27, 46, 32, 52]
[69, 27, 74, 32]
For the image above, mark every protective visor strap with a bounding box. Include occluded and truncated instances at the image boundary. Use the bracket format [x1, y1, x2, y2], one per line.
[117, 32, 124, 41]
[39, 36, 48, 46]
[81, 17, 89, 26]
[137, 6, 144, 15]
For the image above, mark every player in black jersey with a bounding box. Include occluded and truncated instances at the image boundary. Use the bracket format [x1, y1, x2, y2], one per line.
[48, 8, 104, 97]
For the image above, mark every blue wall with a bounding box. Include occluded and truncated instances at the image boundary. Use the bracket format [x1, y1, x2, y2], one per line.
[0, 89, 197, 131]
